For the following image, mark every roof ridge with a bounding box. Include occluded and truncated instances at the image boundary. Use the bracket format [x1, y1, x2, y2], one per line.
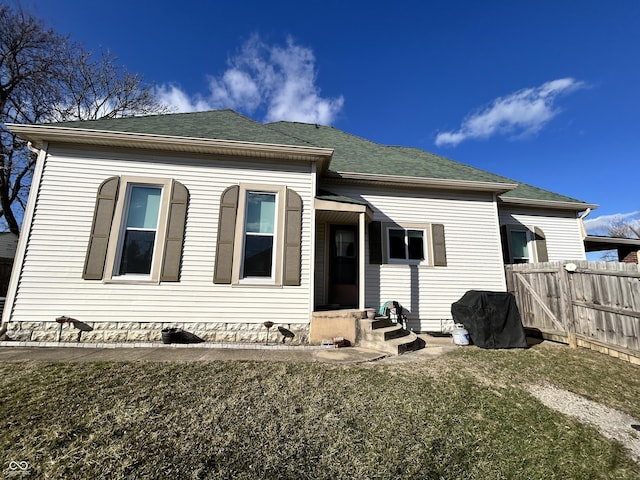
[45, 108, 243, 127]
[267, 120, 396, 149]
[262, 121, 319, 148]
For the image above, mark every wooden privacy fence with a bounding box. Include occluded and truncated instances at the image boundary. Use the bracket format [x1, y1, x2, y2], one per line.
[505, 261, 640, 364]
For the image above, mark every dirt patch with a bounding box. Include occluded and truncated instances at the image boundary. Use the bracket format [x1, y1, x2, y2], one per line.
[529, 384, 640, 465]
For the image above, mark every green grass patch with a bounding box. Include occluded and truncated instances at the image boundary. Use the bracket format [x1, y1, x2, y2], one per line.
[0, 343, 638, 479]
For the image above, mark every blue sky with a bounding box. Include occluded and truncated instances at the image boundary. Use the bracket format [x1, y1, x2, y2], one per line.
[21, 0, 640, 233]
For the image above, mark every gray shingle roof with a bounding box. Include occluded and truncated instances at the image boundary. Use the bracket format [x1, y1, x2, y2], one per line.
[45, 110, 590, 206]
[48, 110, 312, 147]
[265, 121, 588, 205]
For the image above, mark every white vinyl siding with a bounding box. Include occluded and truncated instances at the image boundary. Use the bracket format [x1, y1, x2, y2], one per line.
[325, 185, 507, 332]
[8, 146, 314, 326]
[499, 207, 586, 262]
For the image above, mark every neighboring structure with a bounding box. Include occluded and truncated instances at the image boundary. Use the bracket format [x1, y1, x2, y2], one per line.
[0, 232, 18, 260]
[584, 235, 640, 263]
[3, 110, 595, 344]
[0, 232, 18, 314]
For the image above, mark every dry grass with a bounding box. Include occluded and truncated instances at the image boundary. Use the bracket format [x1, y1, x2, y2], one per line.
[0, 343, 638, 479]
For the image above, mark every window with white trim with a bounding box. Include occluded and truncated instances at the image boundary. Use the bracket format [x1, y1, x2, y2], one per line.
[104, 176, 173, 282]
[509, 229, 531, 264]
[229, 184, 287, 285]
[386, 227, 427, 264]
[502, 225, 548, 264]
[118, 185, 162, 275]
[242, 191, 277, 279]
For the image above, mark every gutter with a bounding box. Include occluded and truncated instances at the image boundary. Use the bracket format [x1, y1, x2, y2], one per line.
[499, 196, 599, 211]
[7, 124, 335, 171]
[325, 171, 518, 193]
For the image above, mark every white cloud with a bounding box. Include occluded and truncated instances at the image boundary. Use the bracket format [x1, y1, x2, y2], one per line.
[156, 84, 212, 113]
[157, 35, 344, 124]
[584, 210, 640, 234]
[435, 78, 585, 147]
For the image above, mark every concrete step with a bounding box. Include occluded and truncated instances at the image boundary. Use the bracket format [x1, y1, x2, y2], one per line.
[359, 328, 425, 356]
[360, 317, 396, 331]
[361, 324, 409, 342]
[397, 335, 426, 354]
[357, 310, 426, 355]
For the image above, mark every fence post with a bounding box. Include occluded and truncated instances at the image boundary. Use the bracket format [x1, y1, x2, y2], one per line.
[558, 263, 577, 348]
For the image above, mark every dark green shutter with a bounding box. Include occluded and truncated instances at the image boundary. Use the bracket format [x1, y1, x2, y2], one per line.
[161, 181, 189, 282]
[432, 223, 447, 267]
[283, 189, 303, 286]
[213, 185, 239, 284]
[368, 221, 382, 264]
[533, 226, 548, 262]
[83, 176, 120, 280]
[500, 225, 510, 263]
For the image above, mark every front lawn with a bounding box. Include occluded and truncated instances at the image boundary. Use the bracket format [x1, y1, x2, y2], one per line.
[0, 343, 638, 479]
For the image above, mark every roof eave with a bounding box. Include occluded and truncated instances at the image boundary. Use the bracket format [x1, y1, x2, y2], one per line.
[324, 171, 518, 193]
[584, 235, 640, 246]
[584, 235, 640, 252]
[499, 196, 598, 211]
[7, 124, 334, 166]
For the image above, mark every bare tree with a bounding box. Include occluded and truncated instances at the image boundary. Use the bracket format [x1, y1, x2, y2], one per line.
[592, 216, 640, 261]
[607, 217, 640, 239]
[0, 4, 170, 234]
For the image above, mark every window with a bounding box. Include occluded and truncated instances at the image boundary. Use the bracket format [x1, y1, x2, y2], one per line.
[242, 191, 277, 278]
[213, 184, 303, 286]
[509, 230, 531, 264]
[387, 227, 426, 262]
[502, 225, 548, 264]
[369, 222, 447, 266]
[118, 185, 162, 275]
[83, 176, 189, 283]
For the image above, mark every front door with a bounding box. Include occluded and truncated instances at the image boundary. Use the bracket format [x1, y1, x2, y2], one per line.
[328, 225, 358, 307]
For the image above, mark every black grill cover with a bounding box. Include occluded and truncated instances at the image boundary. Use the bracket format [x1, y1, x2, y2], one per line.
[451, 290, 527, 349]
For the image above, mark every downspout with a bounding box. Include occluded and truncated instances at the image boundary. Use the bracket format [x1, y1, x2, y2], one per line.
[1, 141, 49, 338]
[309, 161, 317, 318]
[579, 208, 591, 239]
[27, 141, 40, 155]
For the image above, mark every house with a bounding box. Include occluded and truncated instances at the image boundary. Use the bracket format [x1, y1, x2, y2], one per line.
[3, 110, 595, 345]
[0, 232, 18, 260]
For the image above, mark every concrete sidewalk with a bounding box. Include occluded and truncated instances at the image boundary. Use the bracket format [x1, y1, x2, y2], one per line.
[0, 334, 457, 364]
[0, 343, 387, 364]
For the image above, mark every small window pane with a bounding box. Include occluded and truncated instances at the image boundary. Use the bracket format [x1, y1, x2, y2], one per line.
[243, 235, 274, 277]
[335, 230, 355, 258]
[246, 192, 275, 233]
[119, 230, 156, 274]
[407, 230, 425, 260]
[127, 186, 161, 229]
[510, 231, 529, 260]
[389, 229, 406, 259]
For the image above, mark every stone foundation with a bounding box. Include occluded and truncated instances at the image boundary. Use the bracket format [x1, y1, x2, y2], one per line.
[5, 320, 310, 345]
